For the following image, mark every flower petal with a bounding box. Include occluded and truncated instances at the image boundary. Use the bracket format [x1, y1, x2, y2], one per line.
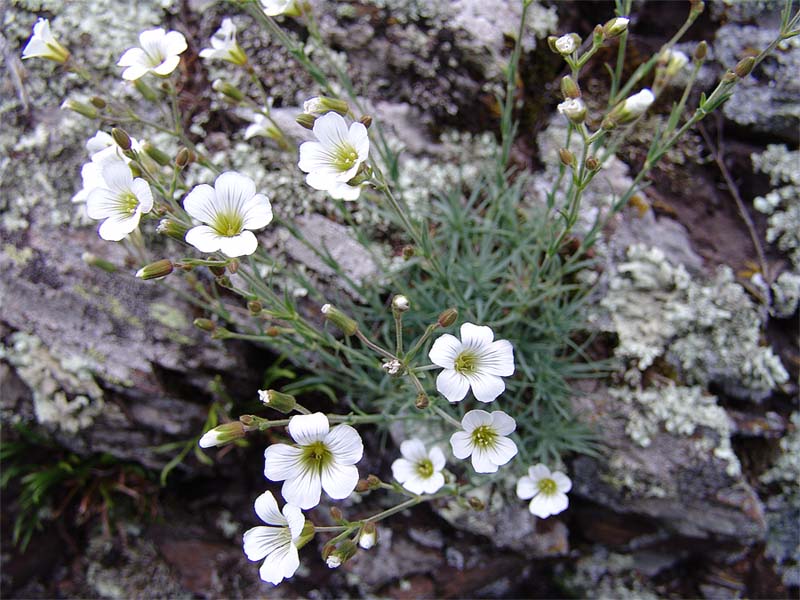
[516, 475, 536, 500]
[117, 47, 146, 67]
[101, 161, 133, 192]
[98, 214, 140, 241]
[86, 188, 121, 219]
[428, 334, 461, 368]
[323, 424, 363, 465]
[466, 372, 505, 403]
[461, 409, 492, 432]
[288, 412, 329, 445]
[429, 446, 446, 471]
[449, 431, 473, 459]
[399, 439, 427, 462]
[312, 112, 350, 149]
[274, 543, 301, 584]
[218, 230, 258, 257]
[460, 322, 494, 348]
[436, 369, 470, 403]
[264, 443, 303, 482]
[552, 471, 572, 493]
[258, 542, 295, 584]
[152, 54, 180, 76]
[183, 184, 218, 224]
[163, 30, 188, 55]
[243, 526, 286, 562]
[478, 339, 515, 376]
[547, 492, 569, 515]
[484, 436, 517, 468]
[185, 225, 224, 253]
[328, 182, 362, 201]
[421, 472, 445, 494]
[471, 447, 499, 473]
[282, 466, 322, 510]
[490, 410, 517, 436]
[391, 458, 415, 484]
[130, 178, 154, 213]
[528, 463, 551, 482]
[528, 493, 553, 518]
[399, 473, 428, 495]
[321, 461, 359, 500]
[215, 171, 256, 213]
[241, 194, 273, 230]
[254, 490, 286, 526]
[348, 122, 370, 160]
[283, 504, 305, 540]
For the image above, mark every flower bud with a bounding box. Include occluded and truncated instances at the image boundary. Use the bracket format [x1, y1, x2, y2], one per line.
[734, 56, 756, 78]
[546, 35, 559, 54]
[111, 127, 132, 151]
[690, 0, 705, 17]
[134, 79, 159, 102]
[557, 97, 587, 123]
[321, 303, 358, 336]
[663, 49, 688, 78]
[157, 218, 189, 241]
[721, 71, 738, 83]
[694, 41, 708, 62]
[382, 359, 402, 375]
[355, 479, 370, 493]
[415, 392, 429, 409]
[468, 496, 486, 511]
[175, 147, 191, 168]
[61, 99, 98, 119]
[560, 76, 581, 100]
[329, 506, 343, 521]
[559, 148, 575, 167]
[604, 88, 654, 128]
[257, 389, 297, 413]
[359, 522, 377, 549]
[303, 96, 350, 116]
[227, 259, 239, 274]
[295, 113, 317, 130]
[437, 308, 458, 328]
[554, 33, 580, 55]
[212, 79, 244, 102]
[266, 326, 281, 337]
[135, 259, 174, 280]
[593, 24, 604, 45]
[326, 540, 357, 569]
[359, 115, 373, 129]
[81, 252, 118, 273]
[402, 245, 415, 260]
[247, 300, 263, 314]
[603, 17, 630, 39]
[198, 421, 245, 448]
[193, 318, 216, 332]
[585, 156, 600, 171]
[90, 96, 107, 109]
[392, 294, 410, 313]
[366, 474, 382, 490]
[143, 142, 171, 166]
[209, 265, 226, 277]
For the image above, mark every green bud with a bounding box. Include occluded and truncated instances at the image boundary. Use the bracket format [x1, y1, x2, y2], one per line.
[194, 318, 216, 332]
[81, 252, 118, 273]
[135, 259, 174, 280]
[415, 392, 429, 409]
[546, 35, 559, 54]
[585, 156, 600, 171]
[593, 24, 604, 45]
[157, 219, 189, 241]
[247, 300, 263, 314]
[559, 148, 575, 167]
[303, 96, 350, 116]
[212, 79, 244, 102]
[321, 303, 358, 336]
[690, 0, 705, 18]
[694, 41, 708, 62]
[134, 79, 159, 102]
[560, 76, 581, 99]
[402, 245, 415, 260]
[722, 70, 738, 83]
[142, 142, 171, 166]
[437, 308, 458, 328]
[111, 127, 132, 151]
[90, 96, 107, 109]
[258, 389, 297, 414]
[175, 147, 191, 168]
[366, 474, 382, 490]
[734, 56, 756, 78]
[295, 113, 317, 130]
[603, 17, 630, 39]
[359, 115, 373, 129]
[61, 99, 98, 119]
[198, 422, 246, 448]
[468, 496, 486, 511]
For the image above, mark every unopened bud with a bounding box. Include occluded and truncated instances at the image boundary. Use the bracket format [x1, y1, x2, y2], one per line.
[209, 265, 226, 277]
[134, 79, 159, 102]
[81, 252, 118, 273]
[392, 294, 410, 313]
[303, 96, 350, 116]
[437, 308, 458, 328]
[198, 421, 245, 448]
[359, 522, 377, 549]
[321, 303, 358, 336]
[561, 76, 581, 100]
[694, 41, 708, 61]
[593, 24, 604, 45]
[248, 300, 263, 314]
[557, 97, 587, 123]
[111, 127, 132, 151]
[559, 148, 575, 167]
[359, 115, 373, 129]
[603, 17, 630, 39]
[266, 326, 281, 337]
[355, 479, 370, 493]
[295, 113, 317, 130]
[157, 219, 189, 241]
[194, 318, 216, 332]
[402, 245, 415, 260]
[257, 389, 297, 413]
[61, 99, 98, 119]
[604, 88, 654, 128]
[329, 506, 343, 521]
[722, 70, 738, 83]
[227, 259, 239, 274]
[90, 96, 107, 109]
[734, 56, 756, 78]
[661, 49, 688, 78]
[468, 496, 486, 511]
[175, 147, 191, 168]
[326, 540, 357, 568]
[546, 35, 559, 54]
[366, 474, 382, 490]
[690, 0, 705, 17]
[212, 79, 244, 102]
[554, 33, 581, 56]
[382, 359, 402, 375]
[415, 392, 429, 409]
[143, 142, 171, 166]
[135, 259, 174, 280]
[585, 156, 600, 170]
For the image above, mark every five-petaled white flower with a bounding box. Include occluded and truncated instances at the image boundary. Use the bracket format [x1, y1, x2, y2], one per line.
[22, 18, 69, 63]
[183, 171, 273, 258]
[243, 490, 305, 585]
[74, 131, 142, 204]
[450, 410, 518, 473]
[429, 323, 514, 403]
[117, 28, 187, 81]
[298, 112, 369, 201]
[261, 0, 300, 16]
[86, 162, 153, 241]
[199, 18, 247, 66]
[264, 412, 363, 510]
[516, 464, 572, 519]
[391, 439, 446, 495]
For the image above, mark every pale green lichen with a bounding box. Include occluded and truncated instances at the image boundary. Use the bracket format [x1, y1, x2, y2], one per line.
[559, 548, 661, 600]
[0, 331, 104, 433]
[770, 271, 800, 318]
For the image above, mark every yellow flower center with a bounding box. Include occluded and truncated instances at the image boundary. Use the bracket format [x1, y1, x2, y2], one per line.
[301, 441, 332, 472]
[416, 458, 434, 478]
[537, 477, 557, 495]
[211, 210, 244, 237]
[117, 192, 140, 215]
[332, 143, 359, 172]
[470, 425, 497, 449]
[453, 351, 478, 375]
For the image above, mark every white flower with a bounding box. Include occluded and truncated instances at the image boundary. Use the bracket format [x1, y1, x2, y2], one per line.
[264, 412, 363, 510]
[243, 491, 305, 585]
[622, 88, 654, 117]
[22, 18, 69, 63]
[86, 162, 153, 241]
[429, 323, 514, 403]
[199, 18, 247, 66]
[557, 98, 587, 123]
[326, 554, 342, 569]
[298, 112, 369, 201]
[450, 410, 518, 473]
[358, 525, 377, 550]
[262, 0, 300, 16]
[244, 113, 282, 142]
[198, 422, 245, 448]
[516, 464, 572, 518]
[117, 28, 187, 81]
[183, 171, 273, 258]
[391, 439, 446, 495]
[554, 34, 578, 55]
[663, 50, 689, 77]
[73, 132, 141, 204]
